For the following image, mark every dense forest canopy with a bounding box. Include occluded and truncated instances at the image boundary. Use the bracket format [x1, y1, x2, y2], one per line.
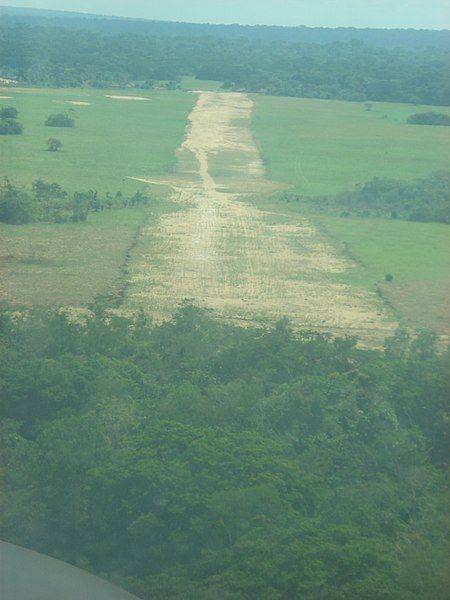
[0, 21, 449, 104]
[1, 6, 450, 49]
[1, 306, 449, 599]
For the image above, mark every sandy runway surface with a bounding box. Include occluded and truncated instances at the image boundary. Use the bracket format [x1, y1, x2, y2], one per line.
[126, 92, 395, 343]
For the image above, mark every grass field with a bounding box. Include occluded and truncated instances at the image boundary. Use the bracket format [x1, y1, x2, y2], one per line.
[0, 195, 177, 308]
[251, 95, 450, 195]
[0, 209, 144, 306]
[0, 87, 196, 194]
[0, 87, 195, 307]
[316, 215, 450, 332]
[1, 88, 448, 338]
[250, 94, 450, 335]
[179, 77, 224, 92]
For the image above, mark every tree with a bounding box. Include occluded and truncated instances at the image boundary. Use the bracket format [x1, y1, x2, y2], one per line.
[0, 106, 18, 119]
[0, 179, 34, 224]
[0, 119, 23, 135]
[47, 138, 62, 152]
[45, 114, 74, 128]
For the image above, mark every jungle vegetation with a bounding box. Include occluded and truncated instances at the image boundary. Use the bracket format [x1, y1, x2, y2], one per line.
[0, 24, 449, 105]
[1, 306, 448, 599]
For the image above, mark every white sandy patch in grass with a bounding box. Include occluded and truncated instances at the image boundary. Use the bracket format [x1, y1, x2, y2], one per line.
[0, 96, 12, 99]
[66, 101, 91, 106]
[105, 95, 151, 101]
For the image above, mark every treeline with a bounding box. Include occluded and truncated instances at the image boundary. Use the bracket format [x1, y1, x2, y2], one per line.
[0, 178, 149, 224]
[285, 172, 450, 223]
[1, 305, 448, 599]
[408, 112, 450, 126]
[0, 25, 449, 105]
[1, 7, 450, 49]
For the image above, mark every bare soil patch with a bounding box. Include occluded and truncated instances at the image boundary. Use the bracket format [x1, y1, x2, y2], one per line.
[105, 95, 151, 101]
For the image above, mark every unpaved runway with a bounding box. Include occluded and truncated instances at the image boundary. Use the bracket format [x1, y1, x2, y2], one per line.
[126, 92, 395, 343]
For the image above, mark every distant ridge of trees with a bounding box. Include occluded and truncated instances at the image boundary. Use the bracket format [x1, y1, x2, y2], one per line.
[0, 23, 449, 105]
[1, 6, 450, 49]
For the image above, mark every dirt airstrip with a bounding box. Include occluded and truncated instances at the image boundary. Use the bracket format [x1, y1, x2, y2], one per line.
[126, 92, 395, 344]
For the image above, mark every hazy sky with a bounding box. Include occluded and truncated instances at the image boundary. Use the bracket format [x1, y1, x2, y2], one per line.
[1, 0, 449, 29]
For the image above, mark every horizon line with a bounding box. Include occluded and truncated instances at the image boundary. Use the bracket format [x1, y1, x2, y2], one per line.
[1, 4, 449, 32]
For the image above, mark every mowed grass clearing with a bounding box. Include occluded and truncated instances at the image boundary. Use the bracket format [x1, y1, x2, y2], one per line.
[317, 216, 450, 333]
[251, 95, 450, 195]
[179, 77, 224, 92]
[0, 209, 143, 306]
[0, 87, 196, 307]
[250, 94, 450, 334]
[0, 87, 196, 194]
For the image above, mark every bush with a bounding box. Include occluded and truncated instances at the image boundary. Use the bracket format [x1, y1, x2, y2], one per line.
[385, 273, 394, 282]
[0, 106, 18, 119]
[0, 180, 34, 224]
[301, 171, 450, 224]
[47, 138, 63, 152]
[407, 112, 450, 126]
[0, 119, 23, 135]
[45, 113, 74, 128]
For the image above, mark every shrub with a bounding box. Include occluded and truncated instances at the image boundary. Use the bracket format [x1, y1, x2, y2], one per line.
[0, 106, 18, 119]
[0, 119, 23, 135]
[407, 112, 450, 126]
[47, 138, 63, 152]
[385, 273, 394, 282]
[0, 180, 34, 224]
[45, 114, 74, 128]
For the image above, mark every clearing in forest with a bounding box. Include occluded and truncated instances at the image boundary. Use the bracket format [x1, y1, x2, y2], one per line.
[126, 92, 395, 344]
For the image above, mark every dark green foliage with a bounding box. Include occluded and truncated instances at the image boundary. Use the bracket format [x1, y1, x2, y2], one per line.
[1, 7, 450, 48]
[0, 118, 23, 135]
[1, 306, 448, 598]
[0, 24, 449, 105]
[0, 105, 18, 119]
[291, 172, 450, 223]
[32, 179, 66, 200]
[407, 112, 450, 126]
[385, 273, 394, 282]
[0, 105, 23, 135]
[46, 137, 62, 151]
[0, 179, 149, 224]
[0, 178, 34, 223]
[45, 113, 74, 128]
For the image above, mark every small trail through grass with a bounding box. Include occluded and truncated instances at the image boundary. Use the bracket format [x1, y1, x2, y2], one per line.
[125, 92, 396, 345]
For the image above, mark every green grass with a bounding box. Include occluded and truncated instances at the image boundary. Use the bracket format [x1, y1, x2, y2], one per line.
[316, 215, 450, 332]
[316, 215, 450, 288]
[250, 94, 450, 333]
[251, 95, 450, 195]
[0, 87, 196, 194]
[0, 209, 145, 306]
[0, 192, 178, 307]
[179, 77, 224, 92]
[0, 87, 196, 306]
